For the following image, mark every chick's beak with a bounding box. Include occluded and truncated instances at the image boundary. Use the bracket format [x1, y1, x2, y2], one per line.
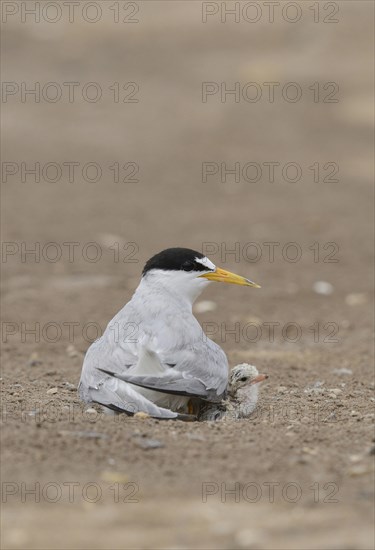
[199, 267, 261, 288]
[250, 374, 269, 385]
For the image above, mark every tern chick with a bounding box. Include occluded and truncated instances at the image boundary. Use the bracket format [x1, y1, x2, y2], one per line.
[199, 364, 268, 421]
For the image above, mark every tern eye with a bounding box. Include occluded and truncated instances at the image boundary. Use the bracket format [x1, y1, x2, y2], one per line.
[239, 377, 248, 382]
[182, 260, 195, 271]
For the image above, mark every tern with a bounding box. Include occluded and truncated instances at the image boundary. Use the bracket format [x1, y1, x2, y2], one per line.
[78, 247, 260, 419]
[198, 364, 268, 421]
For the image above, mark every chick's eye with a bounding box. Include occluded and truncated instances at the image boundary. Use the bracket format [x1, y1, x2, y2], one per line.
[239, 377, 248, 382]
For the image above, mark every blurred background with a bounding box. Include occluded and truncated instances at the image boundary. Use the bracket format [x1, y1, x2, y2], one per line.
[1, 1, 374, 549]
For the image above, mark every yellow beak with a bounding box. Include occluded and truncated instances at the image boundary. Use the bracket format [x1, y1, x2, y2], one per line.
[199, 267, 261, 288]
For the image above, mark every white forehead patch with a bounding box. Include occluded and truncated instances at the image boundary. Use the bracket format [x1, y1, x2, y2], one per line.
[195, 256, 216, 271]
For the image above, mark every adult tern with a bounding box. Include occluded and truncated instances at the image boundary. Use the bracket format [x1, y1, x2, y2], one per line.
[78, 248, 260, 419]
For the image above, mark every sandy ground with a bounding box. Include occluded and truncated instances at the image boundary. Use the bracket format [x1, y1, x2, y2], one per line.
[1, 1, 374, 549]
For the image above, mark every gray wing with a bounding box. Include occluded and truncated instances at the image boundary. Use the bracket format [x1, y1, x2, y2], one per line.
[96, 367, 225, 402]
[96, 370, 219, 400]
[95, 335, 228, 403]
[84, 372, 195, 420]
[79, 298, 229, 413]
[166, 341, 229, 399]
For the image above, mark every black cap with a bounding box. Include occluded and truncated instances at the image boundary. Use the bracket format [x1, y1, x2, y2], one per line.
[142, 248, 209, 276]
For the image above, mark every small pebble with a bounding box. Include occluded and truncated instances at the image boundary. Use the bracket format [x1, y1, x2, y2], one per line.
[345, 293, 367, 306]
[235, 529, 265, 549]
[66, 345, 79, 358]
[134, 411, 151, 420]
[313, 281, 334, 295]
[304, 381, 325, 394]
[309, 381, 324, 388]
[59, 430, 107, 439]
[100, 470, 128, 483]
[348, 465, 372, 477]
[333, 368, 353, 376]
[302, 447, 318, 455]
[46, 387, 58, 395]
[187, 433, 205, 441]
[349, 454, 362, 463]
[295, 455, 311, 465]
[134, 438, 164, 450]
[28, 353, 42, 367]
[97, 233, 125, 247]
